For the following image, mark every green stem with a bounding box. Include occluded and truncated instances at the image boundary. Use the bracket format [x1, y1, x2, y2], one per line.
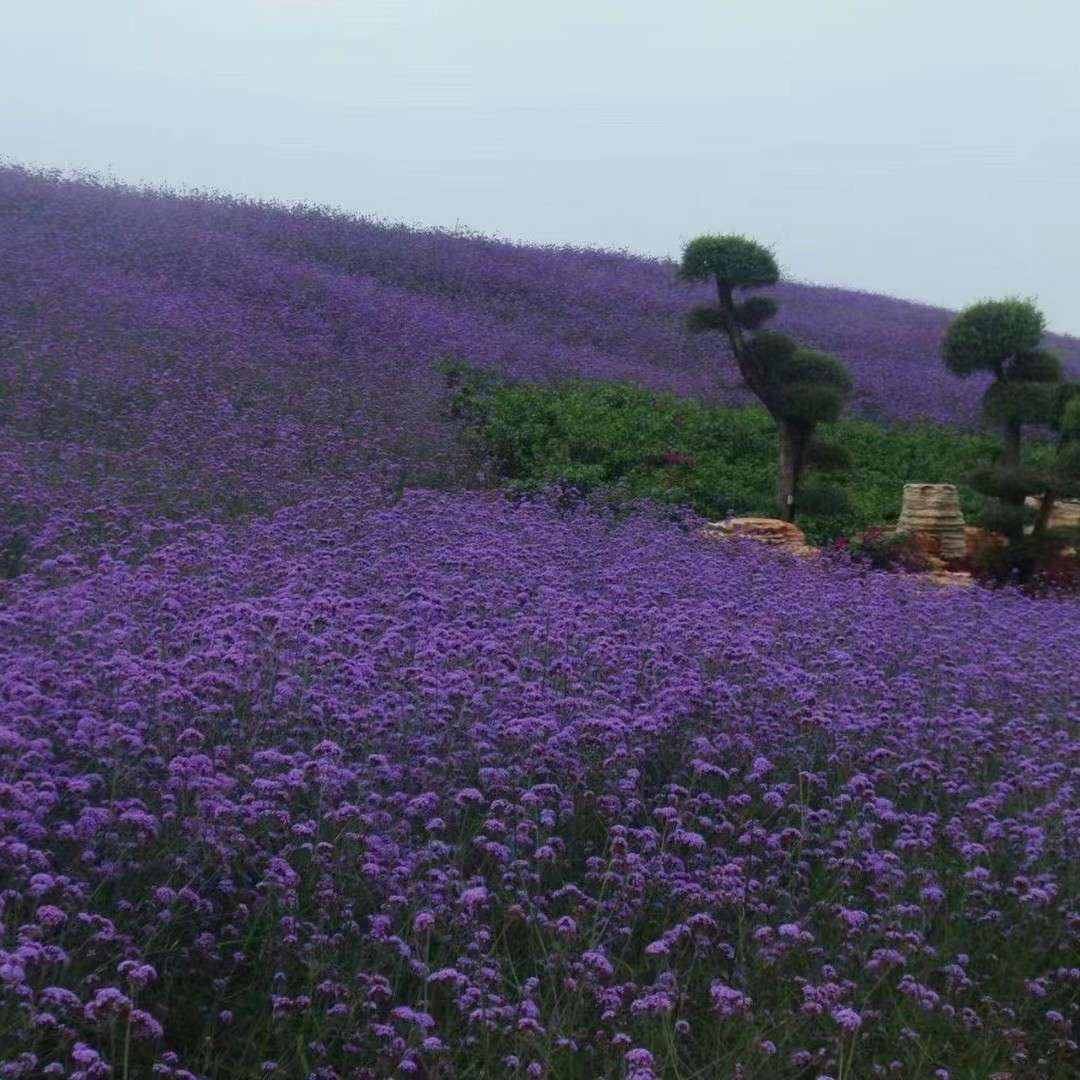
[122, 1011, 132, 1080]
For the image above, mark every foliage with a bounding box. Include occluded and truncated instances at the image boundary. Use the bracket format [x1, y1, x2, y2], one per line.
[943, 299, 1067, 569]
[675, 234, 780, 288]
[769, 345, 852, 426]
[1048, 386, 1080, 498]
[440, 367, 1053, 544]
[968, 463, 1048, 502]
[942, 300, 1060, 440]
[839, 527, 933, 573]
[792, 478, 852, 520]
[1011, 348, 1064, 383]
[1032, 385, 1080, 564]
[679, 234, 852, 519]
[1061, 391, 1080, 439]
[982, 378, 1060, 427]
[942, 297, 1046, 377]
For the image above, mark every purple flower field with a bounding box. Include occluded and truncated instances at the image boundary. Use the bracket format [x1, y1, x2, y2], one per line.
[2, 166, 1080, 1078]
[5, 164, 1080, 577]
[3, 164, 1080, 568]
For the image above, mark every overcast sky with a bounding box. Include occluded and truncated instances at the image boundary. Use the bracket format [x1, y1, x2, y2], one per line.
[3, 0, 1078, 332]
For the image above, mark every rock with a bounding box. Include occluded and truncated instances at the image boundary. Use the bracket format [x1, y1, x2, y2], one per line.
[924, 569, 975, 588]
[700, 516, 815, 555]
[907, 531, 943, 560]
[897, 484, 966, 561]
[1024, 496, 1080, 532]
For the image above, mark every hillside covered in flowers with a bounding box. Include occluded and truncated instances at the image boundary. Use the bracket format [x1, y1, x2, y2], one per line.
[1, 167, 1079, 1079]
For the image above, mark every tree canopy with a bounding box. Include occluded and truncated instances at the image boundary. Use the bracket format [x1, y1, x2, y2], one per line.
[942, 298, 1046, 378]
[677, 235, 780, 289]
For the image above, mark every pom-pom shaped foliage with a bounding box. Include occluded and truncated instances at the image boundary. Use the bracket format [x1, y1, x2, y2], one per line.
[1048, 389, 1080, 501]
[804, 439, 853, 473]
[976, 499, 1028, 538]
[685, 304, 730, 334]
[1061, 393, 1080, 440]
[772, 348, 852, 425]
[678, 235, 779, 289]
[733, 296, 779, 330]
[969, 463, 1048, 502]
[684, 298, 778, 336]
[778, 380, 849, 425]
[1010, 349, 1063, 383]
[743, 331, 797, 382]
[982, 380, 1060, 427]
[943, 297, 1063, 557]
[793, 478, 853, 518]
[942, 298, 1046, 377]
[779, 348, 852, 392]
[1054, 442, 1080, 494]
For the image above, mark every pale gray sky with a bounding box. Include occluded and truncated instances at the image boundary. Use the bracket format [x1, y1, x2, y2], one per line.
[3, 0, 1079, 332]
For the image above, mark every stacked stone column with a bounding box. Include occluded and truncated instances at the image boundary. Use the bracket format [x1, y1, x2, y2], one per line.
[897, 484, 967, 561]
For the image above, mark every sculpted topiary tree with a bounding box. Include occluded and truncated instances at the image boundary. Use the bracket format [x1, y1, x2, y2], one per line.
[679, 235, 851, 521]
[942, 299, 1062, 548]
[1032, 384, 1080, 542]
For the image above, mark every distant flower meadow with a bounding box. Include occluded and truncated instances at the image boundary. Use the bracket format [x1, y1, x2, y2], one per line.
[3, 163, 1080, 567]
[1, 166, 1079, 1077]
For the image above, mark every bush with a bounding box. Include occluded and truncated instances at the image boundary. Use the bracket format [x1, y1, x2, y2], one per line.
[443, 366, 1055, 543]
[839, 528, 933, 573]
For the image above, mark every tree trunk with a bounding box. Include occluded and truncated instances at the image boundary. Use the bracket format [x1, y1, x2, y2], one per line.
[1032, 489, 1056, 539]
[1002, 418, 1022, 470]
[717, 278, 770, 405]
[778, 422, 811, 522]
[1001, 417, 1026, 547]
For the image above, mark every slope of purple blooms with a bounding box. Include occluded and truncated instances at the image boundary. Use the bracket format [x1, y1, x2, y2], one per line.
[2, 166, 1080, 1078]
[4, 164, 1080, 571]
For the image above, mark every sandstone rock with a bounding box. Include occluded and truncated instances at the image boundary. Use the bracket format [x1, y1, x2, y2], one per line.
[907, 531, 943, 560]
[897, 484, 966, 561]
[1024, 496, 1080, 532]
[924, 569, 975, 588]
[700, 516, 814, 555]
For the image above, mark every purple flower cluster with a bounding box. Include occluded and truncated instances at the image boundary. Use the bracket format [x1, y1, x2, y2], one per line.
[2, 489, 1079, 1076]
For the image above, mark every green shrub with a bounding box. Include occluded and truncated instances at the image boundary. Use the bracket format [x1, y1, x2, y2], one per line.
[843, 528, 934, 573]
[442, 364, 1056, 544]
